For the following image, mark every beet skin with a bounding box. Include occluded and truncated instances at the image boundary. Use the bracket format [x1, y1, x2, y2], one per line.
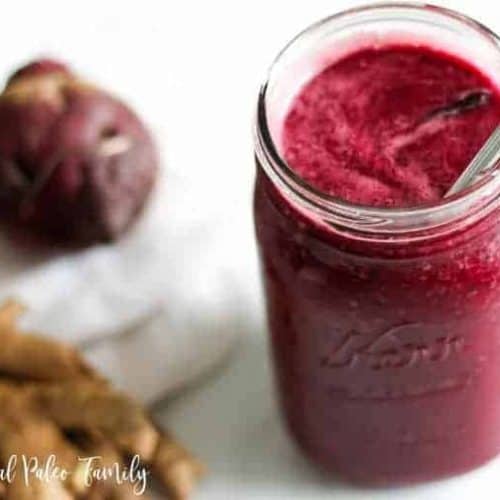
[0, 59, 158, 246]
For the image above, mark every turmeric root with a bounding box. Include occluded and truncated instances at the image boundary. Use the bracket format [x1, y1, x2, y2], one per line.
[0, 301, 204, 499]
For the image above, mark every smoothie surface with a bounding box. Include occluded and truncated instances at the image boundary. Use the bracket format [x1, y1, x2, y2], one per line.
[282, 46, 500, 207]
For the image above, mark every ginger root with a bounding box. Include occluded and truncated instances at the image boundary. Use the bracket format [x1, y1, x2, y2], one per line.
[0, 302, 204, 499]
[0, 299, 25, 332]
[0, 413, 80, 500]
[152, 432, 205, 500]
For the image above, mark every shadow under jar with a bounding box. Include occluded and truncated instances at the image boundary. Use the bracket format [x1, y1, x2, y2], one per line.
[254, 3, 500, 485]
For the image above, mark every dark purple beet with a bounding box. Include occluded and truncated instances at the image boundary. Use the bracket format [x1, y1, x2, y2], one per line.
[0, 59, 158, 246]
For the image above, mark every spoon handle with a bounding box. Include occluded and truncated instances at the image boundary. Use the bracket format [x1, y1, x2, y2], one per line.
[446, 125, 500, 197]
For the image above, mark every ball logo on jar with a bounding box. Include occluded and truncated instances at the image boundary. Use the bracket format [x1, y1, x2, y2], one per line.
[321, 323, 469, 371]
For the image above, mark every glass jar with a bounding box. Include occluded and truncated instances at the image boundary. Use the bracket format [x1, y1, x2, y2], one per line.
[254, 3, 500, 485]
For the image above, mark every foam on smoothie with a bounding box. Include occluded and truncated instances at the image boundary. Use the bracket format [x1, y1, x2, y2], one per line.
[282, 46, 500, 208]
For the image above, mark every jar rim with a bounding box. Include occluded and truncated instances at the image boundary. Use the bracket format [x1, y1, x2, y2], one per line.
[255, 2, 500, 237]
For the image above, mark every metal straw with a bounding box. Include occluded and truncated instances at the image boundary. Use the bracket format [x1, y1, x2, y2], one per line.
[446, 125, 500, 197]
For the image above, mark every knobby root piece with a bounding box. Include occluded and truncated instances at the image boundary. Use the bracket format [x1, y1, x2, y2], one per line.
[0, 413, 79, 499]
[0, 300, 25, 334]
[85, 484, 145, 500]
[0, 301, 101, 383]
[152, 432, 206, 500]
[6, 477, 73, 500]
[0, 302, 205, 498]
[30, 383, 159, 460]
[0, 381, 27, 409]
[0, 334, 102, 382]
[72, 431, 149, 500]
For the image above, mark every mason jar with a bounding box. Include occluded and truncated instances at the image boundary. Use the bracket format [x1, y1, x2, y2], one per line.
[254, 3, 500, 484]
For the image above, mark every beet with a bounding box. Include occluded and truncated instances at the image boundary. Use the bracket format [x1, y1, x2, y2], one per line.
[0, 59, 158, 246]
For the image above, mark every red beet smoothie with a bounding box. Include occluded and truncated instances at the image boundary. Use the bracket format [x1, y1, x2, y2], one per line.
[283, 46, 500, 207]
[255, 45, 500, 484]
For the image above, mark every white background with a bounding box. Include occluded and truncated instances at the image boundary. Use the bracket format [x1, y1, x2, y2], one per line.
[2, 1, 500, 499]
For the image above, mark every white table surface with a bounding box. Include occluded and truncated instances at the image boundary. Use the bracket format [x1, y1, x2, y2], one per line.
[3, 0, 500, 498]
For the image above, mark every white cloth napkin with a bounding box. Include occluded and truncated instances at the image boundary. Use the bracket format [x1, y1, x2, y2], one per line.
[0, 171, 245, 404]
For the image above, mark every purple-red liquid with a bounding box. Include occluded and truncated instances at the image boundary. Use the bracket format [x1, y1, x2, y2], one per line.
[255, 45, 500, 483]
[283, 46, 500, 207]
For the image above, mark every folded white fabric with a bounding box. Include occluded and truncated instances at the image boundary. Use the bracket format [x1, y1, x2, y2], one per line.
[0, 171, 245, 404]
[84, 303, 242, 404]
